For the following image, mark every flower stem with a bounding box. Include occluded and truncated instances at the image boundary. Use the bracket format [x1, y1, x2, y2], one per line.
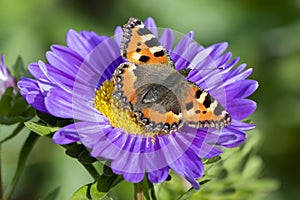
[3, 132, 39, 200]
[134, 181, 144, 200]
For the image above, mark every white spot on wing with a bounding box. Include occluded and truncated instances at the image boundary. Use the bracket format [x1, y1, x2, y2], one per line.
[149, 46, 164, 54]
[141, 34, 155, 42]
[221, 110, 228, 117]
[186, 109, 195, 117]
[132, 53, 142, 61]
[209, 100, 218, 111]
[197, 92, 208, 103]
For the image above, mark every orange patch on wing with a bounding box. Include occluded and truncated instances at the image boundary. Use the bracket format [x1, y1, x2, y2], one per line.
[125, 27, 168, 65]
[119, 67, 138, 105]
[141, 107, 181, 125]
[183, 87, 224, 123]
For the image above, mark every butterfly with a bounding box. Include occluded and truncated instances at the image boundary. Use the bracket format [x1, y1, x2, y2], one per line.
[112, 17, 231, 134]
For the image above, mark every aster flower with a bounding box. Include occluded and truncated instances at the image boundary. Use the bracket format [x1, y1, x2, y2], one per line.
[0, 55, 17, 97]
[18, 17, 258, 190]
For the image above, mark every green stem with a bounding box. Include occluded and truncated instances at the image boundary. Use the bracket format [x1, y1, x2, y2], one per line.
[134, 181, 144, 200]
[3, 132, 39, 200]
[0, 123, 24, 144]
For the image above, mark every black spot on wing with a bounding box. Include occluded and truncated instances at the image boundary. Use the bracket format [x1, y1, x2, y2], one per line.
[213, 103, 225, 115]
[195, 90, 202, 99]
[139, 55, 150, 62]
[145, 38, 161, 47]
[136, 48, 141, 52]
[185, 102, 193, 111]
[154, 50, 165, 57]
[203, 95, 213, 108]
[137, 27, 152, 36]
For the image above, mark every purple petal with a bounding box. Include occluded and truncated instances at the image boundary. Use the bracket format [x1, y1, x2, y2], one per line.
[217, 127, 246, 148]
[114, 26, 123, 47]
[17, 78, 48, 113]
[52, 123, 81, 144]
[44, 87, 73, 118]
[214, 52, 232, 69]
[80, 126, 111, 150]
[115, 171, 145, 183]
[169, 149, 204, 190]
[36, 61, 74, 92]
[224, 64, 250, 82]
[28, 63, 48, 80]
[159, 29, 174, 52]
[204, 128, 246, 148]
[231, 119, 256, 131]
[47, 45, 83, 75]
[225, 80, 258, 99]
[80, 31, 107, 48]
[192, 132, 223, 158]
[171, 31, 199, 70]
[53, 121, 109, 145]
[148, 167, 169, 183]
[144, 17, 158, 38]
[66, 30, 94, 58]
[227, 99, 257, 120]
[206, 42, 228, 59]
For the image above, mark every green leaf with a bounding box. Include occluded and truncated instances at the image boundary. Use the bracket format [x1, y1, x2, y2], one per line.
[203, 156, 221, 165]
[3, 132, 39, 200]
[42, 187, 60, 200]
[90, 182, 108, 199]
[177, 180, 210, 200]
[177, 187, 196, 200]
[24, 121, 60, 136]
[89, 174, 123, 200]
[65, 144, 86, 158]
[242, 156, 263, 179]
[36, 110, 74, 127]
[103, 165, 115, 176]
[95, 174, 124, 193]
[78, 149, 97, 164]
[0, 88, 13, 115]
[0, 123, 24, 144]
[0, 89, 35, 125]
[70, 184, 92, 200]
[12, 56, 31, 80]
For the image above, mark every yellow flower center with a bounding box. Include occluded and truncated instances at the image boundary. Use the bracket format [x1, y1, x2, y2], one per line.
[94, 79, 149, 135]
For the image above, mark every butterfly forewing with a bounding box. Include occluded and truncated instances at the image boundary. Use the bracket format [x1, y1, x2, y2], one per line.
[121, 17, 171, 65]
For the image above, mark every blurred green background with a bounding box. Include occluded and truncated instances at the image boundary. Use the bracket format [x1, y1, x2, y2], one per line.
[0, 0, 300, 199]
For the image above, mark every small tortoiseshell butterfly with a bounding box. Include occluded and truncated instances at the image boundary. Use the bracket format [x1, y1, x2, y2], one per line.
[112, 17, 231, 134]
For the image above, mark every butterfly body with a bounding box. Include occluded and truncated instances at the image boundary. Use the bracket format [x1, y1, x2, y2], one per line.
[112, 17, 231, 134]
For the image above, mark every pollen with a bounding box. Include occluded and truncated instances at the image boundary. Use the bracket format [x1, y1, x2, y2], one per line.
[94, 80, 147, 135]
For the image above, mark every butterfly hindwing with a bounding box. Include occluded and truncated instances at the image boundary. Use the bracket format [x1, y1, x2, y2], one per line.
[112, 62, 182, 133]
[182, 83, 231, 129]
